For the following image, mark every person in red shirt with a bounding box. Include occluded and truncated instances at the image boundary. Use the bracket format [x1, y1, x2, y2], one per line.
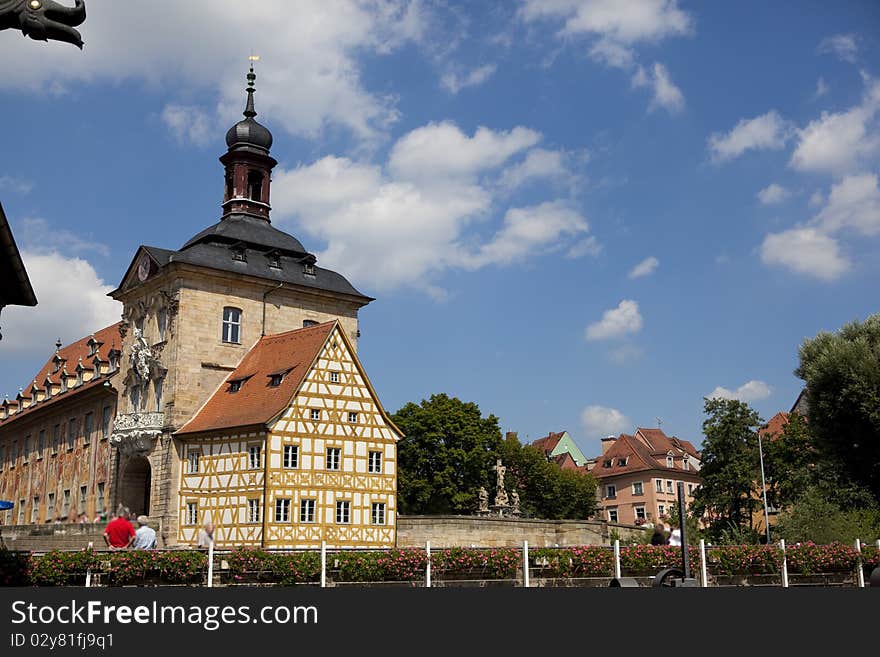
[103, 506, 135, 550]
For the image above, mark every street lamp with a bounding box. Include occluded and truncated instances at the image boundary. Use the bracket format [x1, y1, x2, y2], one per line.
[757, 430, 771, 544]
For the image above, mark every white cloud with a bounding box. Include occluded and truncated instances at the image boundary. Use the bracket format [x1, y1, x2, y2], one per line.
[162, 104, 214, 146]
[585, 300, 643, 341]
[817, 33, 858, 63]
[389, 121, 541, 182]
[20, 217, 110, 257]
[760, 227, 849, 280]
[628, 256, 659, 278]
[0, 1, 427, 146]
[0, 251, 122, 358]
[708, 380, 772, 403]
[757, 184, 790, 205]
[581, 405, 631, 439]
[271, 122, 597, 293]
[441, 64, 497, 94]
[0, 175, 33, 195]
[632, 62, 684, 114]
[814, 77, 830, 100]
[498, 148, 577, 191]
[815, 173, 880, 236]
[567, 236, 603, 258]
[789, 79, 880, 176]
[708, 111, 792, 163]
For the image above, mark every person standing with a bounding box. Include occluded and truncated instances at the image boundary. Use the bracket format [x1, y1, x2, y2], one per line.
[651, 523, 668, 545]
[132, 515, 157, 550]
[196, 522, 214, 550]
[668, 527, 682, 546]
[103, 506, 135, 550]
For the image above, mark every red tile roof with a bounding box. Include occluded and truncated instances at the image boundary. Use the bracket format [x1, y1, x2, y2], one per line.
[552, 451, 579, 471]
[531, 431, 565, 456]
[0, 323, 121, 427]
[177, 321, 336, 435]
[592, 427, 701, 480]
[759, 412, 790, 440]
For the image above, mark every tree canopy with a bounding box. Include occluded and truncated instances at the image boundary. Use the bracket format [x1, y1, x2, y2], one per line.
[795, 313, 880, 502]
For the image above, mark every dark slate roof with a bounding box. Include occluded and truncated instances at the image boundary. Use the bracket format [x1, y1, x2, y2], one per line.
[182, 214, 307, 255]
[226, 117, 273, 153]
[0, 202, 37, 308]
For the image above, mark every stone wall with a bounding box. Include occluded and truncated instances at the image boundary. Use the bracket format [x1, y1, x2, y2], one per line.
[396, 515, 643, 548]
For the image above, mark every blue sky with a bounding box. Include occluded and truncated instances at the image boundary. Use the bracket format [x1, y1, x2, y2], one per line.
[1, 1, 878, 458]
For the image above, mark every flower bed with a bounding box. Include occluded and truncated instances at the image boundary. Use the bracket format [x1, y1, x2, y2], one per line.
[224, 547, 320, 585]
[531, 547, 613, 577]
[432, 547, 519, 580]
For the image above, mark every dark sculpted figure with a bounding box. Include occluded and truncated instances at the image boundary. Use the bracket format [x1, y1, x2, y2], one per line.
[0, 0, 86, 48]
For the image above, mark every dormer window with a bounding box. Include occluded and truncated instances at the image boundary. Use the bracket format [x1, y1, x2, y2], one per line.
[266, 251, 281, 269]
[269, 374, 283, 387]
[52, 354, 65, 374]
[87, 337, 100, 357]
[247, 170, 263, 201]
[231, 245, 247, 262]
[108, 349, 121, 371]
[618, 457, 627, 466]
[303, 320, 318, 328]
[303, 263, 315, 276]
[229, 380, 242, 393]
[683, 455, 690, 471]
[666, 453, 674, 468]
[602, 459, 612, 468]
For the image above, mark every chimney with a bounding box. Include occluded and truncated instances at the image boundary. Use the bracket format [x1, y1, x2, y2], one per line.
[600, 435, 617, 455]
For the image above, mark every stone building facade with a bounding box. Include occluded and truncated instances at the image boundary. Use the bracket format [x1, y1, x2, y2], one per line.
[0, 67, 392, 547]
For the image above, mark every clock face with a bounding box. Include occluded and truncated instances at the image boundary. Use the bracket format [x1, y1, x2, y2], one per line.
[137, 255, 150, 282]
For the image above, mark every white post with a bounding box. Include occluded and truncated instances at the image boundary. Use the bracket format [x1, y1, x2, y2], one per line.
[85, 541, 92, 588]
[780, 539, 788, 588]
[320, 541, 326, 588]
[855, 539, 865, 588]
[613, 539, 621, 580]
[876, 539, 880, 550]
[207, 540, 214, 588]
[522, 540, 530, 588]
[699, 539, 708, 588]
[426, 541, 431, 589]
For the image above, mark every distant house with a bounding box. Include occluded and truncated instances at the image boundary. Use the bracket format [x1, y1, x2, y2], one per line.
[529, 430, 591, 469]
[0, 202, 37, 341]
[592, 428, 702, 526]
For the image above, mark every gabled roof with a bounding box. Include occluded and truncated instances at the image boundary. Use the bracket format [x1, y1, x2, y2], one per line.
[592, 427, 701, 480]
[634, 427, 700, 460]
[759, 412, 790, 440]
[0, 322, 121, 427]
[530, 431, 565, 456]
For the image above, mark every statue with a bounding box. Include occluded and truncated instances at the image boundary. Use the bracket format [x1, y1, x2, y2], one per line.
[0, 0, 87, 49]
[477, 487, 489, 513]
[129, 328, 153, 382]
[492, 459, 509, 508]
[511, 489, 520, 515]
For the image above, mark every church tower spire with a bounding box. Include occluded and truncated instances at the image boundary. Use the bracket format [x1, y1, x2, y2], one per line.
[219, 64, 278, 222]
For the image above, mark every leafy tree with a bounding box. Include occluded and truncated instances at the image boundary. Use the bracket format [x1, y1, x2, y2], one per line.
[795, 313, 880, 502]
[691, 398, 763, 541]
[774, 487, 880, 544]
[762, 411, 816, 512]
[393, 394, 503, 514]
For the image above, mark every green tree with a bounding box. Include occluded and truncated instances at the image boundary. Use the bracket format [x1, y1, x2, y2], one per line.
[763, 411, 815, 512]
[691, 398, 763, 541]
[774, 487, 880, 544]
[392, 394, 503, 514]
[795, 313, 880, 502]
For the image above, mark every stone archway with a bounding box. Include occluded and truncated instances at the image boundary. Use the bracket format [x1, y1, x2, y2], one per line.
[120, 457, 151, 517]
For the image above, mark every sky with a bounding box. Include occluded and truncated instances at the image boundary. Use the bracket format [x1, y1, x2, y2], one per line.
[1, 1, 878, 459]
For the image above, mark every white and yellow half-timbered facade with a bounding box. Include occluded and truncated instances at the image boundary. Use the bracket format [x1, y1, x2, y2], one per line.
[176, 320, 400, 548]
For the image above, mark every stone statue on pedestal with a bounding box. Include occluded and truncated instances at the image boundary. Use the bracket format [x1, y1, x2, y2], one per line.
[477, 486, 489, 513]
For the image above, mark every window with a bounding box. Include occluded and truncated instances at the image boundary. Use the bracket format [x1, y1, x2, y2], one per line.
[101, 407, 112, 440]
[231, 245, 247, 262]
[300, 499, 316, 523]
[222, 307, 242, 344]
[368, 451, 382, 474]
[47, 493, 55, 520]
[154, 378, 164, 412]
[602, 459, 612, 468]
[32, 497, 39, 523]
[330, 371, 340, 383]
[655, 479, 663, 493]
[11, 441, 17, 467]
[63, 490, 71, 518]
[23, 435, 30, 464]
[608, 509, 618, 523]
[348, 412, 358, 423]
[303, 320, 318, 328]
[188, 451, 200, 474]
[267, 252, 281, 269]
[37, 430, 45, 459]
[157, 307, 167, 341]
[79, 485, 87, 515]
[283, 445, 299, 469]
[658, 504, 666, 517]
[186, 502, 198, 526]
[247, 499, 261, 524]
[687, 483, 694, 495]
[84, 412, 94, 445]
[635, 506, 646, 521]
[96, 484, 105, 515]
[666, 480, 673, 494]
[326, 447, 341, 471]
[229, 380, 242, 393]
[335, 500, 350, 524]
[618, 457, 628, 466]
[248, 445, 262, 470]
[371, 502, 386, 525]
[247, 170, 263, 201]
[52, 424, 60, 454]
[632, 481, 644, 496]
[666, 454, 674, 468]
[269, 374, 283, 387]
[310, 409, 321, 421]
[275, 499, 290, 523]
[18, 500, 25, 525]
[605, 484, 616, 499]
[67, 418, 77, 450]
[303, 263, 316, 276]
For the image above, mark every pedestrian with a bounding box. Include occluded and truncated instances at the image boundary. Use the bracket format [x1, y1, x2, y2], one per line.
[651, 523, 668, 545]
[132, 515, 157, 550]
[196, 521, 214, 550]
[103, 505, 135, 550]
[668, 527, 682, 547]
